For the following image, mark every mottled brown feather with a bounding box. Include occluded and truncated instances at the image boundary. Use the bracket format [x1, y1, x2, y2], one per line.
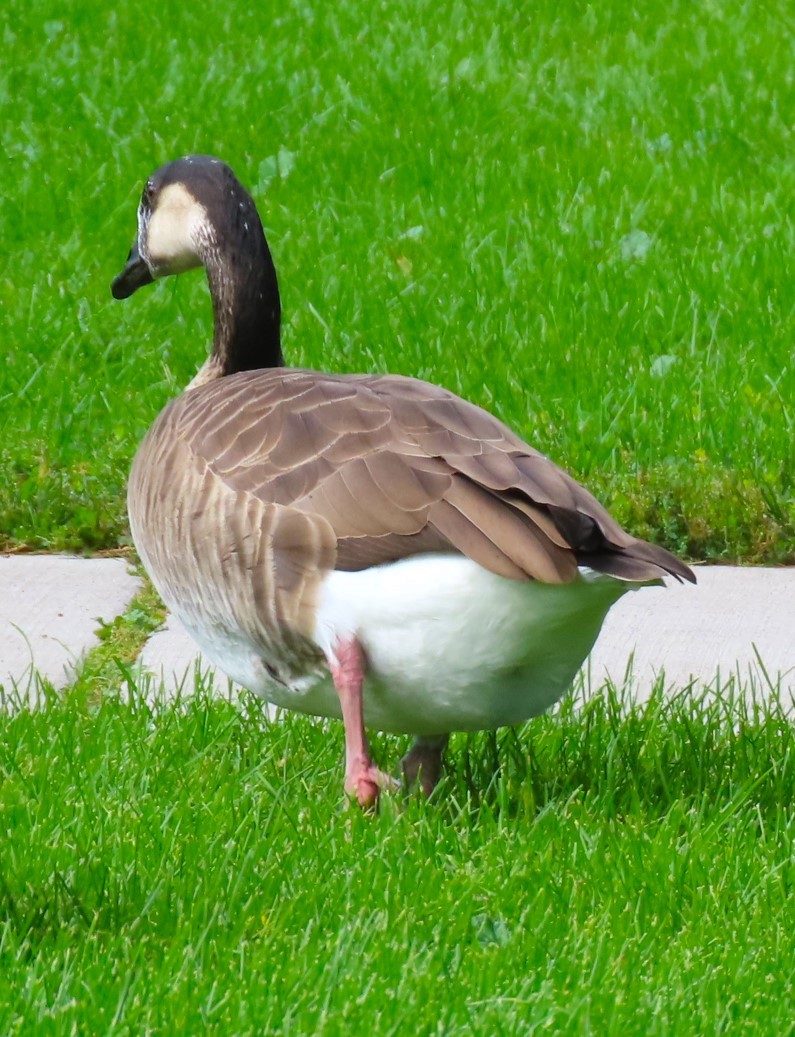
[134, 368, 694, 606]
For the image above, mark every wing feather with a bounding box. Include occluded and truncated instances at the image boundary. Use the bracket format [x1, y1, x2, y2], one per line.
[165, 368, 694, 586]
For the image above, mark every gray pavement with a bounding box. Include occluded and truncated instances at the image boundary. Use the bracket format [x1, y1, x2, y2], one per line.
[0, 555, 141, 703]
[585, 565, 794, 703]
[1, 556, 793, 709]
[135, 614, 246, 705]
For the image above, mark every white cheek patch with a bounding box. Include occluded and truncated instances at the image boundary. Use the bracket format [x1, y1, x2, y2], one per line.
[145, 183, 208, 274]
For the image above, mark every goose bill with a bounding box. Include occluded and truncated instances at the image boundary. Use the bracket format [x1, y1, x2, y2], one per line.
[111, 240, 154, 299]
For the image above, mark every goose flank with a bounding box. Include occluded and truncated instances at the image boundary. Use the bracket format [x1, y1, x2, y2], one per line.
[112, 155, 695, 808]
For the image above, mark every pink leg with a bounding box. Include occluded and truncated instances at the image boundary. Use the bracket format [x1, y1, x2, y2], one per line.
[328, 637, 393, 809]
[401, 735, 448, 797]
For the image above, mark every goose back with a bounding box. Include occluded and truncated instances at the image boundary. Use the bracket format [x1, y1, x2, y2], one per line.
[130, 365, 693, 658]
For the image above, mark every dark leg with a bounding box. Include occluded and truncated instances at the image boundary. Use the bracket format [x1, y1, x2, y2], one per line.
[401, 735, 449, 797]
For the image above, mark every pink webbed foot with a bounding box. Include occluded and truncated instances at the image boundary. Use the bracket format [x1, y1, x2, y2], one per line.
[344, 762, 399, 810]
[328, 636, 396, 811]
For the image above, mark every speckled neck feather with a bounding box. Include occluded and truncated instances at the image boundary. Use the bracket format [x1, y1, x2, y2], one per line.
[186, 167, 283, 377]
[204, 239, 282, 375]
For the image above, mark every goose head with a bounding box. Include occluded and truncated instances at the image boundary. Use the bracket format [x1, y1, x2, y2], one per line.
[112, 155, 283, 375]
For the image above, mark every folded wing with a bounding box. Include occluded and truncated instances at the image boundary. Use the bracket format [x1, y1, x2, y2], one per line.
[175, 368, 695, 586]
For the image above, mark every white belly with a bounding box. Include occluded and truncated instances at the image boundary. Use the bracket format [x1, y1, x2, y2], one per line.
[184, 554, 630, 736]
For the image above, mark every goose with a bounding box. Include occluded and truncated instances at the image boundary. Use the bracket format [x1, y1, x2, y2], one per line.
[112, 155, 695, 808]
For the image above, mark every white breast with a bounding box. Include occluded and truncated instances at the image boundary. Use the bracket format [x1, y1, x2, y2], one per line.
[177, 553, 630, 736]
[310, 554, 628, 734]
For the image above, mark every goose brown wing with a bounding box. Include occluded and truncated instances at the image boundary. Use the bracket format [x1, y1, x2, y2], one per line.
[174, 368, 694, 585]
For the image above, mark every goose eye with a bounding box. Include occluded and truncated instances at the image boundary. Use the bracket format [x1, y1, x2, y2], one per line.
[141, 181, 155, 207]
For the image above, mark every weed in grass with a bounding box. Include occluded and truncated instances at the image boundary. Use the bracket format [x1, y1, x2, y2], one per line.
[70, 572, 167, 706]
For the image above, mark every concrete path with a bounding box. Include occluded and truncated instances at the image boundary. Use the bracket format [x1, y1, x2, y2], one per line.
[1, 556, 793, 709]
[0, 556, 141, 703]
[136, 614, 245, 704]
[586, 566, 794, 703]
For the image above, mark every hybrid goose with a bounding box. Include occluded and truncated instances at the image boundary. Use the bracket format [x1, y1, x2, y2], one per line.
[112, 155, 694, 807]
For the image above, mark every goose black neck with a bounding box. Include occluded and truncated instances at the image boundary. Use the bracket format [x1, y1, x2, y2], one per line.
[204, 214, 284, 374]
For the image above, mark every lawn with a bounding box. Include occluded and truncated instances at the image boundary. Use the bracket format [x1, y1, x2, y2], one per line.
[1, 0, 793, 560]
[3, 0, 795, 1032]
[2, 681, 795, 1033]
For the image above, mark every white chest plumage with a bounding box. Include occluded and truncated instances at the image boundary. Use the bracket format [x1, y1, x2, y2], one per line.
[174, 553, 629, 736]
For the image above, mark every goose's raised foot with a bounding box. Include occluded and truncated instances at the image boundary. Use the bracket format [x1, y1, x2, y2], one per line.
[344, 762, 399, 810]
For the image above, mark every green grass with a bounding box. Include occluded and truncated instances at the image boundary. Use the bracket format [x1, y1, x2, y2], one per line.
[3, 4, 795, 1029]
[2, 680, 795, 1033]
[1, 0, 793, 558]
